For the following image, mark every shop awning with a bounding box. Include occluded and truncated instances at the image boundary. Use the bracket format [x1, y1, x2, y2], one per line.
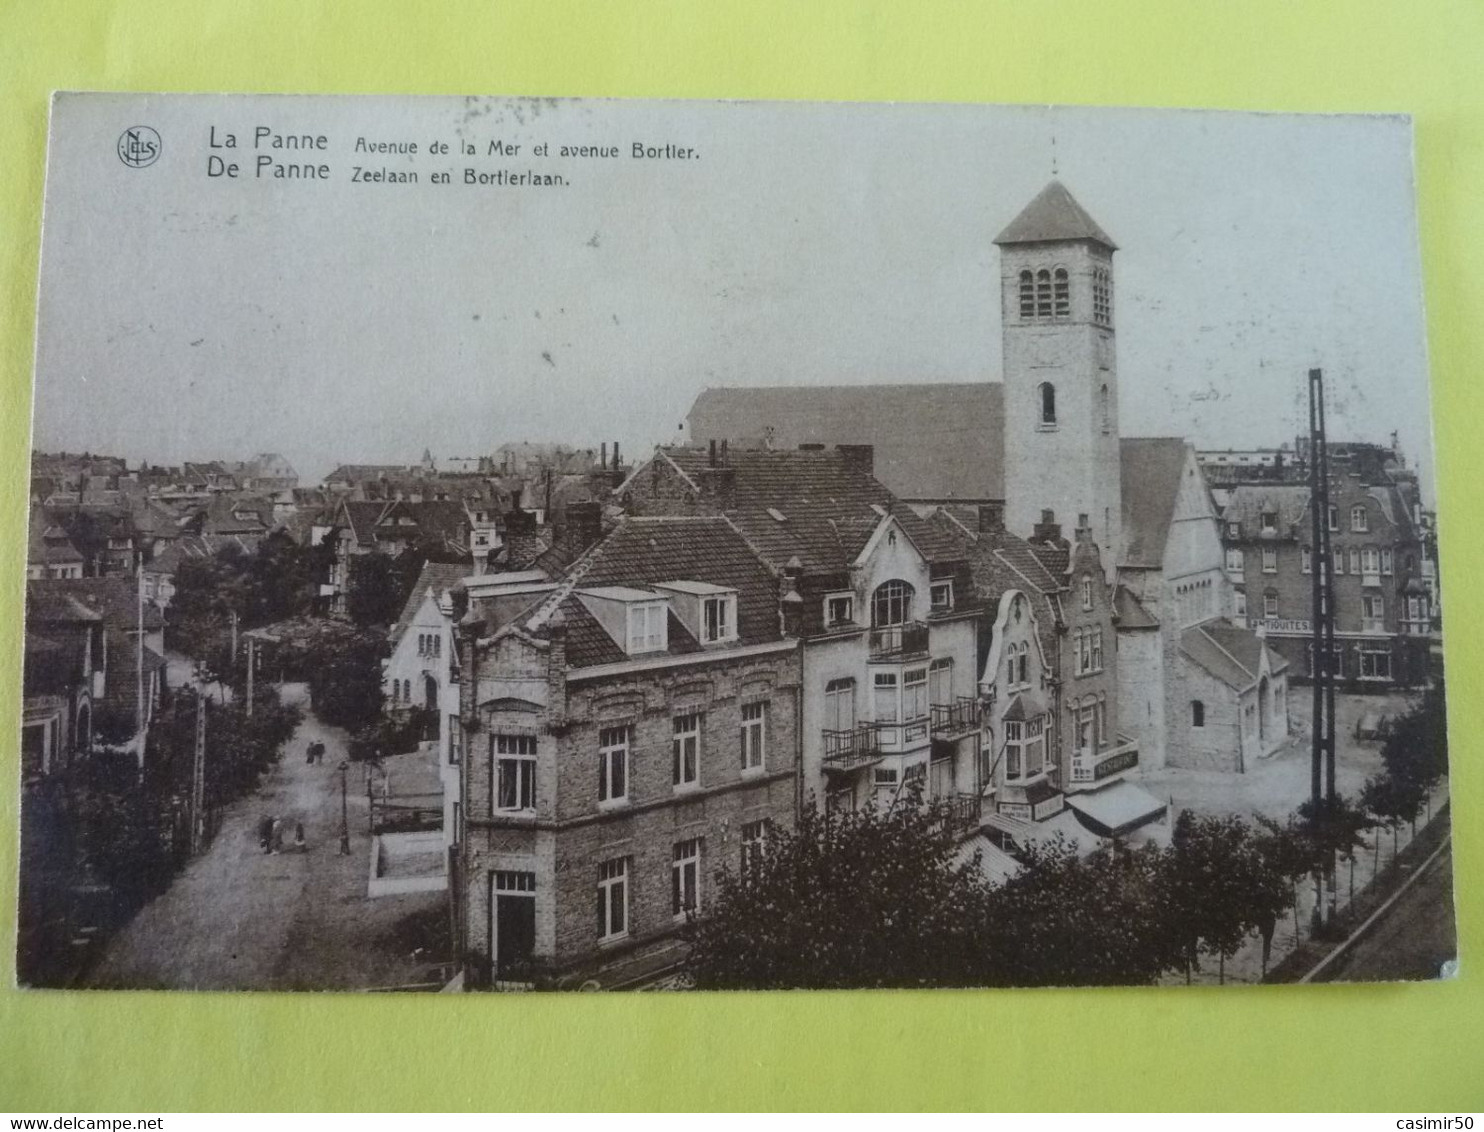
[1065, 781, 1168, 838]
[951, 834, 1023, 887]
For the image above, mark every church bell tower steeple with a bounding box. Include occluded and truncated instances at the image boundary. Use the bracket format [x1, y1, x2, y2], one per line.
[996, 181, 1122, 565]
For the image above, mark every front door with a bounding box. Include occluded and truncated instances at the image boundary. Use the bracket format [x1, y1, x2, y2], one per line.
[491, 871, 536, 983]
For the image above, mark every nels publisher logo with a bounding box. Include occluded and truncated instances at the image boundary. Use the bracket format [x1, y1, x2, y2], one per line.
[117, 125, 161, 168]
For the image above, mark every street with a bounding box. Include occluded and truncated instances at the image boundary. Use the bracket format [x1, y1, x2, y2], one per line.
[1315, 842, 1457, 983]
[86, 682, 448, 992]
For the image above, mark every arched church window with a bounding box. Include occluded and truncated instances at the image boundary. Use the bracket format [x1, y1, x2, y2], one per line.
[1039, 382, 1057, 427]
[1100, 384, 1110, 434]
[1053, 267, 1070, 318]
[1191, 700, 1205, 728]
[1019, 270, 1034, 320]
[1035, 269, 1053, 319]
[1093, 266, 1112, 327]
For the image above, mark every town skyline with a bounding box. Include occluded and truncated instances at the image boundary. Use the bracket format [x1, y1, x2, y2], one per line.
[32, 97, 1435, 501]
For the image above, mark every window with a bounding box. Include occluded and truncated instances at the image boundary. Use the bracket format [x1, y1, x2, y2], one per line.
[598, 725, 630, 804]
[1053, 267, 1070, 318]
[1035, 268, 1053, 318]
[672, 838, 702, 918]
[740, 701, 766, 772]
[741, 820, 769, 876]
[432, 634, 440, 658]
[1024, 716, 1046, 777]
[672, 712, 701, 788]
[701, 594, 735, 643]
[1234, 588, 1247, 617]
[1227, 521, 1241, 539]
[1191, 700, 1205, 729]
[493, 734, 537, 812]
[1261, 510, 1279, 531]
[1004, 720, 1023, 779]
[448, 714, 462, 765]
[1332, 550, 1344, 576]
[1360, 647, 1392, 681]
[1018, 270, 1035, 319]
[1092, 267, 1112, 326]
[1039, 382, 1057, 427]
[1381, 548, 1394, 575]
[1349, 549, 1362, 575]
[873, 671, 899, 722]
[1262, 547, 1277, 573]
[871, 580, 913, 627]
[1100, 385, 1110, 434]
[824, 593, 854, 627]
[1351, 505, 1368, 532]
[627, 601, 667, 654]
[1327, 505, 1339, 533]
[1225, 547, 1245, 573]
[1090, 628, 1103, 672]
[929, 658, 954, 706]
[597, 858, 628, 941]
[1363, 594, 1385, 624]
[1362, 548, 1381, 576]
[930, 581, 954, 613]
[903, 667, 929, 721]
[1080, 573, 1094, 611]
[1017, 644, 1030, 687]
[1259, 591, 1278, 618]
[824, 677, 855, 731]
[1301, 547, 1312, 574]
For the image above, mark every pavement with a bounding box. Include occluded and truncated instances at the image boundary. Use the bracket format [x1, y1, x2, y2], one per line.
[86, 682, 448, 992]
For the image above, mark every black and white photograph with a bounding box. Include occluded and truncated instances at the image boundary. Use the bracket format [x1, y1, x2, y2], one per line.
[17, 92, 1454, 992]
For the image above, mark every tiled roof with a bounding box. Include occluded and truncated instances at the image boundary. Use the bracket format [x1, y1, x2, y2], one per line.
[993, 181, 1118, 250]
[390, 561, 470, 644]
[1180, 621, 1287, 690]
[1120, 438, 1193, 569]
[39, 577, 165, 632]
[26, 585, 104, 625]
[507, 515, 781, 670]
[686, 383, 1005, 502]
[145, 533, 262, 574]
[655, 447, 964, 575]
[1221, 484, 1310, 536]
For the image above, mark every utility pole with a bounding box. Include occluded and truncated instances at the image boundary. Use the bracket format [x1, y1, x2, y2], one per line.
[190, 692, 207, 854]
[135, 566, 146, 770]
[245, 635, 255, 718]
[230, 609, 239, 663]
[338, 760, 351, 855]
[1308, 367, 1340, 927]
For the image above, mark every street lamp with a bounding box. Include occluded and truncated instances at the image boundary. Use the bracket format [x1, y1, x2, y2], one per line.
[338, 759, 351, 855]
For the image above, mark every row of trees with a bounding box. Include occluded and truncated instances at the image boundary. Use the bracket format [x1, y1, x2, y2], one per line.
[687, 719, 1447, 992]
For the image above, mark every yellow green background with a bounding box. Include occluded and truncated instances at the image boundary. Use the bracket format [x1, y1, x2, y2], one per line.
[1, 0, 1480, 1112]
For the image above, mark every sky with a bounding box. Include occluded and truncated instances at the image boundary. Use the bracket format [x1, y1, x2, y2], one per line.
[32, 95, 1435, 499]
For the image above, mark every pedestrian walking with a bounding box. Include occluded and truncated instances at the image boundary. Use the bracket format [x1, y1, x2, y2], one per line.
[314, 741, 326, 765]
[258, 814, 274, 853]
[306, 742, 315, 765]
[294, 821, 307, 852]
[270, 817, 284, 855]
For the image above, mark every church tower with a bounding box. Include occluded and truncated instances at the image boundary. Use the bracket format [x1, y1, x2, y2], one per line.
[995, 181, 1122, 567]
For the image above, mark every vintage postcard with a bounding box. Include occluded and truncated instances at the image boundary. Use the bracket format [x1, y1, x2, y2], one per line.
[17, 93, 1453, 991]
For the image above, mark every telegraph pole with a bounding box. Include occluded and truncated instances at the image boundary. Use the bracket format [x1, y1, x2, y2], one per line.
[245, 635, 255, 719]
[190, 692, 207, 854]
[1309, 370, 1324, 808]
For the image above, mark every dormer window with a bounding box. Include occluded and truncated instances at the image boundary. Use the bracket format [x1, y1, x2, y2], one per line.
[701, 594, 736, 644]
[1261, 510, 1278, 532]
[824, 592, 855, 627]
[930, 581, 954, 613]
[627, 602, 667, 654]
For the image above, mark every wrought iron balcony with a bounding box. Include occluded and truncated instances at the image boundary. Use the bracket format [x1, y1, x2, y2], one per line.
[929, 793, 983, 839]
[930, 696, 983, 737]
[822, 723, 884, 768]
[868, 620, 930, 660]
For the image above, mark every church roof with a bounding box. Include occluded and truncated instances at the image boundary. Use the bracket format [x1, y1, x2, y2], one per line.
[994, 181, 1118, 250]
[686, 383, 1004, 502]
[1120, 438, 1194, 569]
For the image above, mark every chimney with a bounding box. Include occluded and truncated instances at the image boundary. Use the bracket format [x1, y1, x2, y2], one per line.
[600, 442, 608, 470]
[503, 507, 541, 569]
[780, 556, 805, 638]
[708, 439, 718, 467]
[836, 444, 874, 476]
[1032, 508, 1062, 545]
[696, 464, 736, 508]
[563, 500, 603, 553]
[977, 503, 1005, 533]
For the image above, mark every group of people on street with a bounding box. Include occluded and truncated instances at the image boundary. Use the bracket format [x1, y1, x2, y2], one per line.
[257, 814, 307, 854]
[305, 740, 327, 765]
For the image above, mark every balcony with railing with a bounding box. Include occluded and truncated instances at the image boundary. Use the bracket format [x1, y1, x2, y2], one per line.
[821, 723, 884, 770]
[929, 792, 983, 840]
[868, 620, 930, 660]
[1067, 735, 1139, 790]
[930, 696, 982, 738]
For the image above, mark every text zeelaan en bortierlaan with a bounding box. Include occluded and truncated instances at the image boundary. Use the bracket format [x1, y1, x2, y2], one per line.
[203, 127, 697, 186]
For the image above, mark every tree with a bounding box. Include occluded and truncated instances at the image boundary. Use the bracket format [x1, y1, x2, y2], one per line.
[983, 839, 1183, 986]
[1360, 772, 1419, 866]
[1381, 678, 1448, 829]
[687, 793, 997, 990]
[306, 627, 386, 732]
[1253, 814, 1316, 954]
[347, 551, 403, 628]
